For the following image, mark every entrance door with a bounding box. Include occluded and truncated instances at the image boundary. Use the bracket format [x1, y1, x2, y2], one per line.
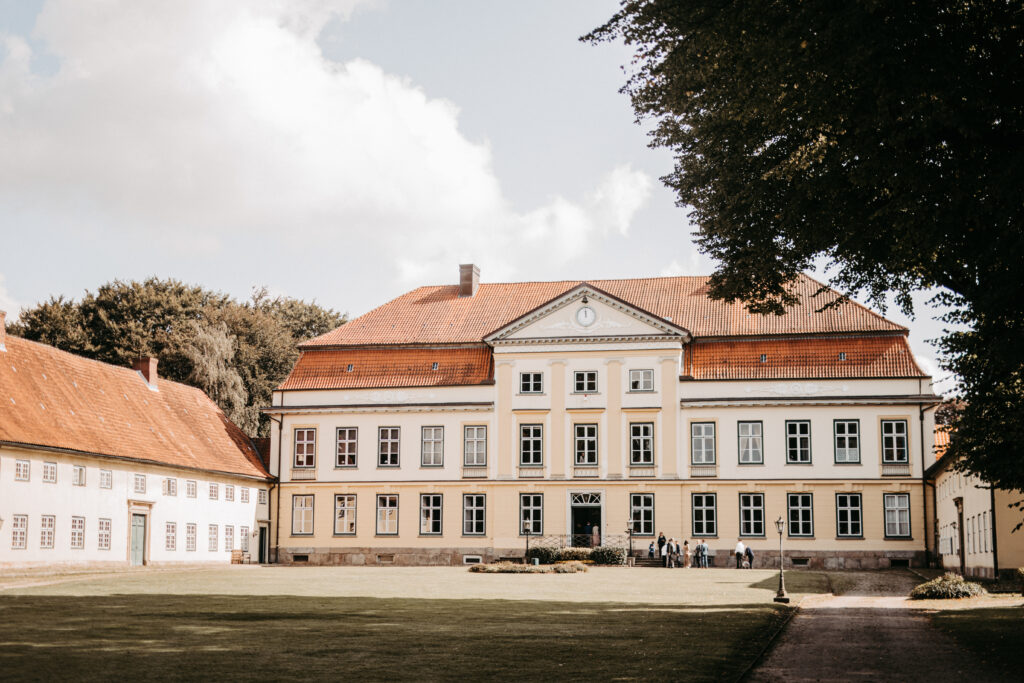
[258, 526, 268, 564]
[570, 493, 603, 547]
[130, 514, 146, 566]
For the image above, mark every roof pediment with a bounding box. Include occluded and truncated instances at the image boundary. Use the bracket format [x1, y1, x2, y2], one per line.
[484, 283, 691, 345]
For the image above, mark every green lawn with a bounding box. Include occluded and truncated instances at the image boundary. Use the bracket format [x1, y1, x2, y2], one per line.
[0, 566, 834, 681]
[932, 607, 1024, 681]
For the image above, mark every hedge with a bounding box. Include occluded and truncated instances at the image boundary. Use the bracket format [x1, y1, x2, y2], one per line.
[469, 561, 587, 574]
[590, 546, 626, 565]
[909, 573, 987, 600]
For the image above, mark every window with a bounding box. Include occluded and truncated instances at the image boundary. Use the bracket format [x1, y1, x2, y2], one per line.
[629, 369, 654, 392]
[574, 424, 598, 466]
[70, 465, 85, 486]
[258, 489, 268, 505]
[738, 421, 763, 464]
[520, 424, 543, 466]
[11, 515, 27, 549]
[520, 494, 543, 535]
[294, 428, 316, 468]
[574, 371, 598, 393]
[98, 518, 111, 550]
[463, 494, 486, 535]
[378, 427, 400, 467]
[739, 493, 765, 537]
[43, 462, 57, 483]
[166, 522, 177, 551]
[629, 423, 654, 465]
[376, 494, 398, 535]
[241, 526, 250, 553]
[133, 473, 146, 494]
[421, 426, 444, 467]
[70, 516, 85, 549]
[292, 495, 314, 535]
[520, 372, 543, 393]
[464, 425, 487, 466]
[209, 483, 219, 500]
[186, 480, 197, 498]
[420, 494, 443, 535]
[336, 427, 358, 467]
[240, 487, 250, 504]
[787, 493, 814, 536]
[691, 423, 716, 464]
[834, 420, 860, 463]
[225, 485, 235, 502]
[162, 477, 177, 496]
[881, 420, 909, 463]
[224, 525, 234, 551]
[335, 494, 356, 535]
[836, 493, 863, 537]
[692, 493, 717, 536]
[100, 470, 112, 489]
[630, 493, 654, 536]
[208, 524, 219, 551]
[40, 515, 55, 549]
[884, 493, 911, 537]
[15, 460, 29, 481]
[186, 523, 197, 552]
[785, 421, 812, 463]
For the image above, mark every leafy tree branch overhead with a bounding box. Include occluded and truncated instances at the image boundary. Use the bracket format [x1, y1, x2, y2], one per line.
[585, 1, 1024, 494]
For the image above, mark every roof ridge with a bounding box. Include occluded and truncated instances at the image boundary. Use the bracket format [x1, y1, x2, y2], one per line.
[797, 273, 908, 333]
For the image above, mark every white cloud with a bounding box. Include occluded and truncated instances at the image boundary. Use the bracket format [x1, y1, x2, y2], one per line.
[0, 0, 651, 285]
[659, 250, 707, 277]
[0, 274, 20, 320]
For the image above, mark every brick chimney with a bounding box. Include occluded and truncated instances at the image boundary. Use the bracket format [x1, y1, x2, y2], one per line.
[0, 310, 6, 352]
[459, 264, 480, 297]
[133, 356, 158, 385]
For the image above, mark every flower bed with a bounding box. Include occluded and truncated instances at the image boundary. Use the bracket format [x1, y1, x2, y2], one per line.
[468, 561, 588, 574]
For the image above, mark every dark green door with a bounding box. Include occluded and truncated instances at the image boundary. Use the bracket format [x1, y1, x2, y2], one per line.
[130, 514, 146, 566]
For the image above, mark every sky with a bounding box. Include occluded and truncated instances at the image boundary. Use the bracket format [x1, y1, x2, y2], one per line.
[0, 0, 954, 392]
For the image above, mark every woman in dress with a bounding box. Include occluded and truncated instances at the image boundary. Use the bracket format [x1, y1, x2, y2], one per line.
[683, 540, 692, 568]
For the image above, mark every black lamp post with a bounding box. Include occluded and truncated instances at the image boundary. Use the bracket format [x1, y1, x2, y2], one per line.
[625, 524, 634, 560]
[523, 520, 531, 563]
[774, 516, 790, 603]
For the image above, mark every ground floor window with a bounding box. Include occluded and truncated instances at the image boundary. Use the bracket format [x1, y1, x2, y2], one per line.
[11, 515, 27, 549]
[630, 493, 654, 536]
[224, 525, 234, 552]
[40, 515, 55, 549]
[836, 493, 862, 537]
[186, 523, 197, 552]
[420, 494, 443, 535]
[335, 494, 356, 535]
[377, 494, 398, 535]
[463, 494, 486, 535]
[787, 493, 814, 537]
[166, 522, 176, 551]
[241, 526, 250, 553]
[98, 518, 111, 550]
[70, 516, 85, 549]
[292, 495, 314, 536]
[692, 493, 717, 537]
[884, 493, 911, 537]
[739, 493, 764, 537]
[208, 524, 218, 551]
[520, 493, 543, 535]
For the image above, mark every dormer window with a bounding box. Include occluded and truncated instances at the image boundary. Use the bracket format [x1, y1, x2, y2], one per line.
[838, 352, 847, 361]
[759, 354, 767, 363]
[346, 364, 354, 372]
[431, 362, 439, 371]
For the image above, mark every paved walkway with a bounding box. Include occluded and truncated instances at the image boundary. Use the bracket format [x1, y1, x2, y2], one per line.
[746, 575, 1017, 682]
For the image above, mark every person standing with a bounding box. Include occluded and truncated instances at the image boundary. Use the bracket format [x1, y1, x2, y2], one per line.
[591, 523, 601, 548]
[648, 541, 655, 559]
[657, 531, 666, 560]
[744, 545, 754, 569]
[683, 540, 691, 568]
[734, 539, 746, 569]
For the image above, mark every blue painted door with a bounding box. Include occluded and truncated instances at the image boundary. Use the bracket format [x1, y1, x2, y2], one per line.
[130, 514, 146, 566]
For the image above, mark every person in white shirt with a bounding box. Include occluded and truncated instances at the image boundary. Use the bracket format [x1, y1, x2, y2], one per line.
[734, 539, 746, 569]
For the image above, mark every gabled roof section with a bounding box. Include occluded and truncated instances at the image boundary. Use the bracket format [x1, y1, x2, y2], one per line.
[302, 273, 906, 347]
[0, 336, 270, 479]
[484, 283, 691, 343]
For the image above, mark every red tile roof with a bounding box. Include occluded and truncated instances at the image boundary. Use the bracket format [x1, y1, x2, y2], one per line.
[303, 273, 903, 347]
[279, 346, 493, 391]
[0, 336, 270, 479]
[934, 428, 950, 459]
[685, 335, 927, 380]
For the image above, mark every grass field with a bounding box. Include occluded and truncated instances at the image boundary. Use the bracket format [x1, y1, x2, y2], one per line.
[932, 607, 1024, 681]
[0, 566, 831, 681]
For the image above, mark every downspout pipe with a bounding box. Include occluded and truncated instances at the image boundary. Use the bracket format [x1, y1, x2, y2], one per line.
[920, 400, 938, 568]
[989, 486, 999, 579]
[268, 410, 284, 564]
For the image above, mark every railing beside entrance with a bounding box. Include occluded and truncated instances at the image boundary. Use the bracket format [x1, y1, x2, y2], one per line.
[528, 533, 631, 549]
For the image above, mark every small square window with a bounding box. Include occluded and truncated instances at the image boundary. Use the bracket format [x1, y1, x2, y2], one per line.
[629, 369, 654, 392]
[99, 470, 112, 489]
[42, 462, 57, 483]
[519, 372, 543, 394]
[133, 473, 146, 494]
[72, 466, 86, 487]
[209, 483, 219, 500]
[15, 460, 30, 481]
[225, 484, 235, 502]
[186, 480, 197, 498]
[573, 371, 598, 393]
[162, 477, 177, 496]
[240, 487, 250, 504]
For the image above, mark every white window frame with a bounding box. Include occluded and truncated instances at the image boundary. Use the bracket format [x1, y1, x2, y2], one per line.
[241, 526, 250, 553]
[785, 420, 812, 464]
[186, 523, 197, 552]
[209, 483, 219, 500]
[99, 469, 112, 489]
[574, 424, 598, 466]
[162, 477, 177, 496]
[378, 427, 400, 467]
[225, 484, 235, 502]
[293, 428, 316, 468]
[573, 370, 598, 393]
[208, 524, 219, 552]
[519, 424, 543, 466]
[336, 427, 358, 467]
[692, 493, 717, 537]
[224, 525, 234, 552]
[787, 493, 814, 537]
[881, 420, 909, 463]
[464, 425, 487, 466]
[836, 493, 863, 537]
[376, 494, 399, 535]
[463, 494, 486, 536]
[628, 368, 654, 392]
[166, 522, 177, 551]
[240, 487, 250, 504]
[70, 516, 85, 549]
[834, 420, 861, 463]
[15, 460, 30, 481]
[884, 493, 911, 538]
[519, 372, 543, 394]
[691, 422, 716, 465]
[292, 495, 314, 536]
[258, 489, 268, 505]
[133, 473, 146, 494]
[40, 515, 55, 549]
[420, 494, 443, 535]
[98, 518, 111, 550]
[739, 493, 765, 537]
[630, 493, 655, 536]
[71, 465, 86, 487]
[335, 494, 357, 535]
[629, 422, 654, 466]
[42, 462, 57, 483]
[520, 493, 543, 535]
[738, 421, 763, 464]
[11, 515, 27, 549]
[186, 480, 197, 498]
[421, 426, 444, 467]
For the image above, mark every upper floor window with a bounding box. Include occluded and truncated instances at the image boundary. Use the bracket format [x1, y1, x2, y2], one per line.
[520, 372, 543, 394]
[574, 424, 598, 466]
[240, 487, 250, 504]
[133, 473, 146, 494]
[738, 421, 763, 464]
[294, 428, 316, 468]
[209, 483, 219, 500]
[43, 462, 57, 483]
[421, 426, 444, 467]
[881, 420, 909, 463]
[186, 480, 197, 498]
[15, 460, 30, 481]
[378, 427, 400, 467]
[464, 425, 487, 467]
[72, 466, 86, 487]
[573, 371, 598, 393]
[99, 470, 113, 489]
[629, 369, 654, 392]
[520, 424, 543, 466]
[258, 489, 268, 505]
[225, 484, 235, 502]
[162, 477, 177, 496]
[785, 421, 811, 464]
[834, 420, 860, 463]
[629, 423, 654, 465]
[336, 427, 358, 467]
[691, 423, 716, 465]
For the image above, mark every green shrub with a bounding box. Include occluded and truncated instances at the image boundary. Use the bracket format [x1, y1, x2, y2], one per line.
[551, 562, 588, 573]
[909, 573, 988, 600]
[525, 546, 559, 565]
[557, 548, 593, 562]
[468, 561, 586, 574]
[590, 546, 626, 565]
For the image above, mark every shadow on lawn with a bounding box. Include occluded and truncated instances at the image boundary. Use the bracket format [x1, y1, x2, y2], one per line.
[931, 607, 1024, 680]
[0, 595, 792, 682]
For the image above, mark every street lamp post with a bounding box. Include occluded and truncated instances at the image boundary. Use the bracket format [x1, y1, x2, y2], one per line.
[774, 516, 790, 603]
[523, 520, 531, 564]
[625, 524, 634, 560]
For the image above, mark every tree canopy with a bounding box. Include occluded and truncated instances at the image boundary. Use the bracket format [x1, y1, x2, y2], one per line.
[586, 1, 1024, 495]
[8, 279, 345, 436]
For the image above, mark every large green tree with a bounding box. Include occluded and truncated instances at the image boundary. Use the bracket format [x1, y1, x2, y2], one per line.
[586, 2, 1024, 496]
[8, 278, 345, 436]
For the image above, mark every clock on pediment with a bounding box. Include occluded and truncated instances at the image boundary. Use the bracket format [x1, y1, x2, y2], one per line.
[575, 306, 596, 327]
